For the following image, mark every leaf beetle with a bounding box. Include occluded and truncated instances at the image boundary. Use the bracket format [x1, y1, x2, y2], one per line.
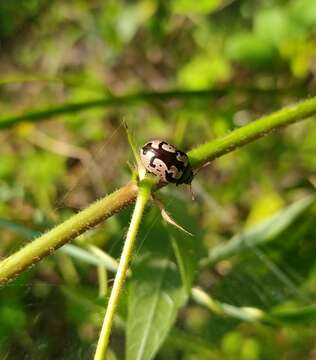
[140, 140, 194, 185]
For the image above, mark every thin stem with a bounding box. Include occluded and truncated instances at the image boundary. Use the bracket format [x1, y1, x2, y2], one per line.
[0, 87, 297, 130]
[191, 287, 272, 324]
[94, 178, 153, 360]
[0, 181, 138, 285]
[0, 96, 315, 285]
[191, 287, 314, 327]
[90, 246, 109, 298]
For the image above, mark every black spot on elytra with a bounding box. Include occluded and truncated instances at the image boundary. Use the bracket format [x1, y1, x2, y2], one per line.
[142, 142, 153, 155]
[149, 156, 156, 168]
[158, 141, 170, 150]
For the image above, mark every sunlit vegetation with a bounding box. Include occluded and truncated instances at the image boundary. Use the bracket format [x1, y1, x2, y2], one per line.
[1, 1, 316, 359]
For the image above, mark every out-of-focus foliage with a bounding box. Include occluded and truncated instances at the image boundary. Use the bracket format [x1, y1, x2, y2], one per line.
[0, 0, 316, 359]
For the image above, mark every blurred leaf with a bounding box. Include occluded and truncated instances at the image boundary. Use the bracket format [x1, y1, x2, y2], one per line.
[127, 254, 187, 360]
[245, 191, 284, 228]
[165, 328, 218, 359]
[170, 232, 196, 293]
[203, 195, 316, 265]
[221, 331, 243, 357]
[191, 287, 270, 324]
[62, 286, 105, 324]
[61, 244, 119, 271]
[117, 2, 156, 43]
[271, 305, 316, 325]
[289, 0, 316, 29]
[0, 218, 39, 238]
[0, 155, 17, 179]
[165, 195, 204, 292]
[178, 54, 231, 90]
[0, 218, 118, 269]
[172, 0, 222, 15]
[280, 39, 316, 78]
[254, 8, 295, 47]
[19, 151, 65, 208]
[226, 33, 276, 66]
[0, 183, 24, 202]
[0, 303, 26, 333]
[0, 0, 47, 38]
[240, 338, 261, 360]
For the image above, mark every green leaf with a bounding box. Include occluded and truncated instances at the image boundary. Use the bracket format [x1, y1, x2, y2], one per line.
[127, 253, 187, 360]
[0, 218, 39, 238]
[172, 0, 222, 15]
[165, 328, 218, 358]
[165, 195, 204, 293]
[289, 0, 316, 29]
[61, 286, 105, 325]
[271, 305, 316, 325]
[254, 8, 295, 47]
[0, 303, 26, 333]
[178, 54, 231, 90]
[226, 32, 276, 66]
[0, 218, 117, 269]
[61, 244, 119, 271]
[203, 195, 316, 265]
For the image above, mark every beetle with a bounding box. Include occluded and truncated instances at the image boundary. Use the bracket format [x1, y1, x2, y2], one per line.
[140, 140, 194, 185]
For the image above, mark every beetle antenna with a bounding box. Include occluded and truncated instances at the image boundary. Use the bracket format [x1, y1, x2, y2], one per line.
[194, 161, 211, 176]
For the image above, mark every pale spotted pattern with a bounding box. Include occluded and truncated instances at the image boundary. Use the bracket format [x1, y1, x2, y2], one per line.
[140, 139, 192, 184]
[150, 158, 181, 182]
[149, 139, 176, 153]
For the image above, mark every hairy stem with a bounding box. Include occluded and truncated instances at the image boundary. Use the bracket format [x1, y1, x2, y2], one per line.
[188, 97, 316, 167]
[94, 178, 153, 360]
[0, 96, 315, 285]
[0, 182, 138, 285]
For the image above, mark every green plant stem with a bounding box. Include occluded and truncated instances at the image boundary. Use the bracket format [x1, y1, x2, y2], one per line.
[191, 287, 273, 324]
[188, 96, 316, 168]
[0, 181, 138, 285]
[0, 87, 294, 130]
[94, 178, 153, 360]
[191, 287, 316, 326]
[0, 96, 315, 285]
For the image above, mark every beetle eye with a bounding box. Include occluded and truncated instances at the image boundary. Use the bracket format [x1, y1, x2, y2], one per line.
[176, 151, 188, 164]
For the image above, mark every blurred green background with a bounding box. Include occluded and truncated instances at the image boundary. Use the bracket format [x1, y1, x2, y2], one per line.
[1, 0, 316, 359]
